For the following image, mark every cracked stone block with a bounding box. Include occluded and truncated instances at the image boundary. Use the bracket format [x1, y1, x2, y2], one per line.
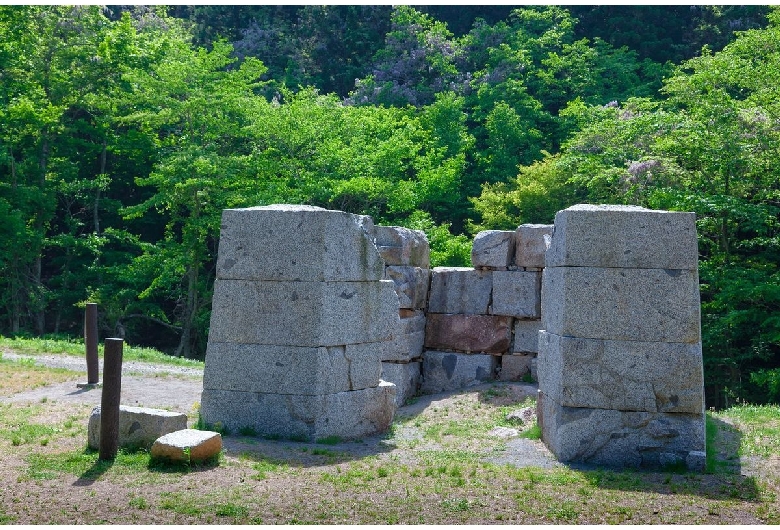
[545, 204, 699, 270]
[424, 313, 512, 354]
[498, 354, 534, 381]
[381, 361, 422, 407]
[419, 351, 498, 394]
[471, 230, 515, 269]
[209, 279, 400, 347]
[541, 266, 701, 343]
[512, 320, 543, 353]
[428, 267, 492, 314]
[200, 382, 396, 441]
[538, 391, 705, 469]
[374, 225, 430, 268]
[203, 342, 383, 395]
[537, 331, 704, 414]
[383, 310, 426, 362]
[491, 270, 541, 318]
[384, 266, 430, 310]
[216, 205, 385, 282]
[514, 224, 553, 268]
[151, 429, 222, 463]
[88, 405, 188, 450]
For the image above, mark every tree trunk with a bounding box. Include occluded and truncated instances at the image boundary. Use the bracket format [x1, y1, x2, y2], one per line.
[94, 138, 107, 235]
[34, 138, 49, 336]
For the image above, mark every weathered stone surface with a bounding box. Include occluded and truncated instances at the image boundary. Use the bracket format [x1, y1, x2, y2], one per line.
[217, 205, 385, 282]
[374, 225, 430, 268]
[498, 353, 534, 381]
[209, 279, 400, 346]
[381, 361, 422, 407]
[471, 230, 515, 269]
[537, 331, 704, 414]
[424, 313, 512, 354]
[203, 342, 383, 395]
[545, 204, 698, 270]
[512, 320, 543, 353]
[491, 270, 541, 318]
[384, 266, 430, 310]
[419, 351, 498, 394]
[541, 266, 701, 343]
[488, 426, 519, 438]
[88, 405, 188, 450]
[383, 310, 426, 362]
[427, 267, 492, 315]
[538, 392, 705, 469]
[200, 383, 396, 441]
[151, 429, 222, 463]
[514, 224, 553, 268]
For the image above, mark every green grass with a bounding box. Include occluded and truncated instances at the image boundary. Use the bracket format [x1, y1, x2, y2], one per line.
[713, 404, 780, 458]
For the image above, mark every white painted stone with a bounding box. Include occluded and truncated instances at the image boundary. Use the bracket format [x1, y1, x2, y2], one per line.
[151, 429, 222, 463]
[491, 270, 541, 318]
[87, 405, 187, 450]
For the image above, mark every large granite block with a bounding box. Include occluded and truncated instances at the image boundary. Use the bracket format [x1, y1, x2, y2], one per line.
[512, 320, 543, 353]
[514, 224, 553, 268]
[88, 406, 188, 450]
[428, 267, 492, 314]
[471, 230, 515, 269]
[545, 204, 698, 270]
[200, 383, 396, 441]
[381, 361, 422, 407]
[491, 270, 541, 318]
[209, 279, 400, 346]
[541, 266, 701, 343]
[217, 205, 385, 282]
[383, 310, 426, 362]
[419, 351, 498, 394]
[384, 266, 430, 310]
[537, 331, 704, 414]
[498, 354, 533, 381]
[374, 226, 430, 268]
[203, 342, 383, 395]
[424, 313, 512, 354]
[538, 392, 705, 470]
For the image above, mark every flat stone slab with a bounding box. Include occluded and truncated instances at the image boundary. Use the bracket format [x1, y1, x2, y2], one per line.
[490, 270, 541, 318]
[419, 351, 498, 394]
[471, 230, 515, 269]
[381, 361, 422, 407]
[209, 279, 400, 346]
[200, 382, 396, 441]
[537, 331, 704, 414]
[545, 204, 698, 270]
[514, 224, 553, 268]
[427, 267, 492, 315]
[512, 319, 543, 353]
[424, 313, 512, 354]
[541, 266, 701, 343]
[538, 392, 705, 470]
[374, 225, 430, 268]
[151, 429, 222, 463]
[203, 343, 383, 395]
[384, 266, 430, 310]
[216, 205, 385, 282]
[87, 405, 188, 450]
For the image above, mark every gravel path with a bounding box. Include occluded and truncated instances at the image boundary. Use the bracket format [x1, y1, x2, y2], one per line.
[0, 351, 204, 377]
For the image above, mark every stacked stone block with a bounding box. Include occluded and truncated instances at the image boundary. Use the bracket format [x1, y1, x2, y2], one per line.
[374, 226, 430, 407]
[537, 204, 705, 470]
[419, 225, 552, 394]
[201, 205, 398, 440]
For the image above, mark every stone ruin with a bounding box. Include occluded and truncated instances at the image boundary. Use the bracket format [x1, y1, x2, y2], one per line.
[201, 203, 705, 470]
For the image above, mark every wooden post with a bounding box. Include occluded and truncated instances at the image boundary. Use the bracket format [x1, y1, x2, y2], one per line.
[99, 338, 123, 461]
[85, 303, 99, 385]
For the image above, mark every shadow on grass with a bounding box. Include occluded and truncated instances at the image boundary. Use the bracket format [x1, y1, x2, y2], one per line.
[72, 452, 114, 486]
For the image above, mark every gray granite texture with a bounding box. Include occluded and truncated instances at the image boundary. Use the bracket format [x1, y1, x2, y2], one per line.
[514, 224, 553, 268]
[541, 266, 701, 343]
[512, 320, 543, 354]
[419, 351, 498, 395]
[208, 278, 400, 347]
[381, 361, 422, 407]
[199, 382, 396, 441]
[203, 342, 384, 395]
[216, 205, 385, 282]
[498, 354, 534, 382]
[88, 405, 188, 450]
[424, 313, 512, 354]
[374, 225, 430, 268]
[383, 310, 426, 362]
[491, 270, 541, 318]
[471, 230, 515, 269]
[538, 391, 705, 470]
[545, 204, 698, 270]
[427, 267, 492, 314]
[384, 266, 430, 310]
[537, 331, 704, 414]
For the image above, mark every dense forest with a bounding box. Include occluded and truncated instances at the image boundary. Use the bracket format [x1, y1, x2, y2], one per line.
[1, 5, 778, 407]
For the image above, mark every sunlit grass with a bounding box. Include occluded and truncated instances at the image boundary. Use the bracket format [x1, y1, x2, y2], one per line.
[712, 404, 780, 458]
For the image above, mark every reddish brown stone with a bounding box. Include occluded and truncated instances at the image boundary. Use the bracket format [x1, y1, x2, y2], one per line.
[424, 313, 512, 354]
